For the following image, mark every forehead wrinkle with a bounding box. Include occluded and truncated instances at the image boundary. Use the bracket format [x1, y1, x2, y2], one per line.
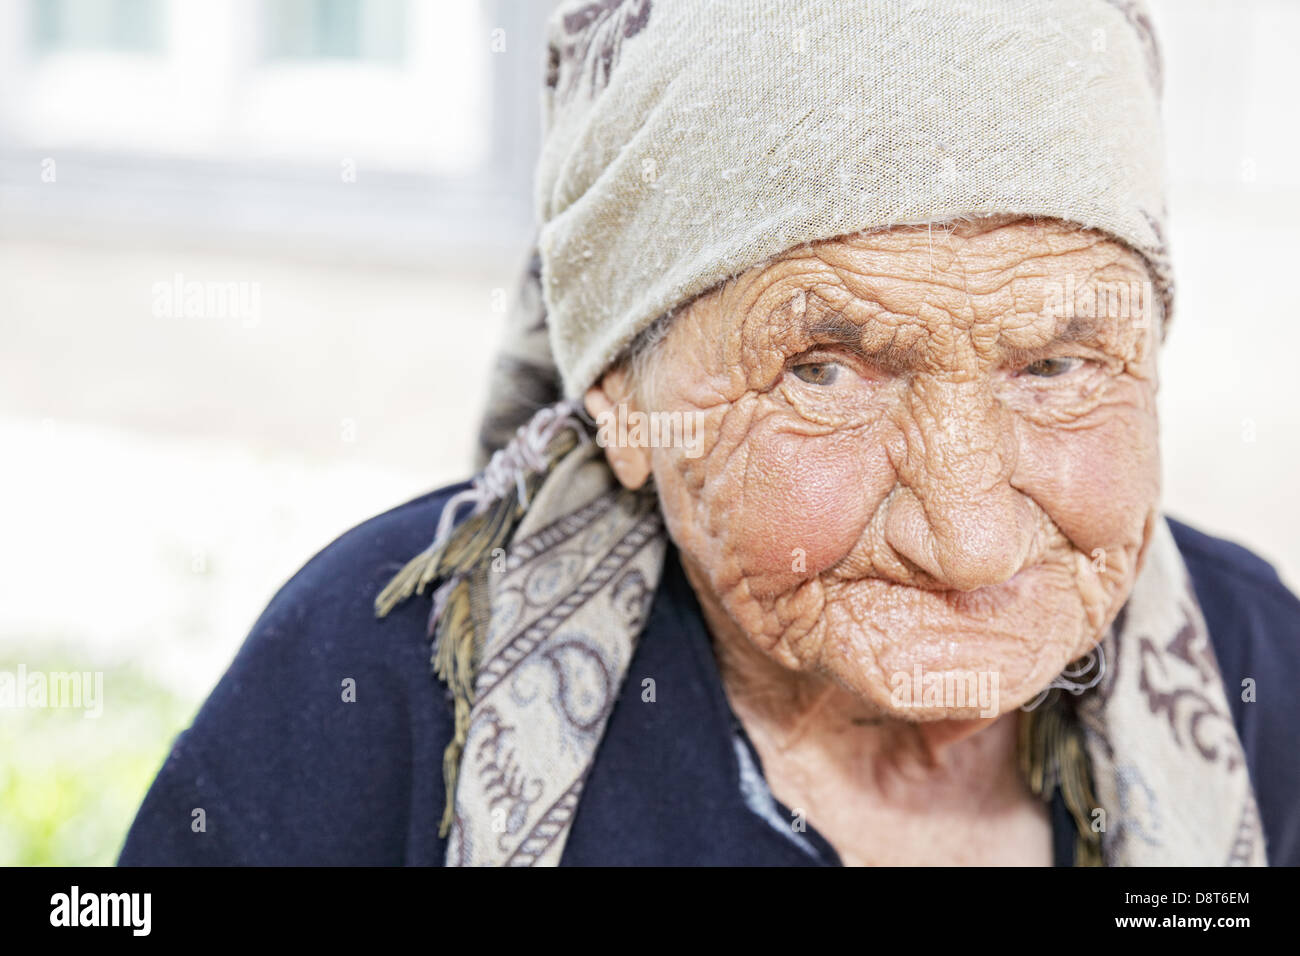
[837, 235, 1138, 318]
[780, 279, 1056, 375]
[747, 282, 1130, 380]
[849, 259, 1127, 364]
[733, 255, 842, 349]
[816, 229, 1081, 328]
[733, 224, 1151, 374]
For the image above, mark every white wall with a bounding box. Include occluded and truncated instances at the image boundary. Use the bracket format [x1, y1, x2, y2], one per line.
[1149, 0, 1300, 585]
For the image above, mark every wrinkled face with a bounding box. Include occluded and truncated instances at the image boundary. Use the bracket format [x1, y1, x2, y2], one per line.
[605, 217, 1162, 720]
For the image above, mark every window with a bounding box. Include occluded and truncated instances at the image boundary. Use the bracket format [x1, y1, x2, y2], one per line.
[0, 1, 558, 261]
[32, 0, 164, 54]
[263, 0, 405, 62]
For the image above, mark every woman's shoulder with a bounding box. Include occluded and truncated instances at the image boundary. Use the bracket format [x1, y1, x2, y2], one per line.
[1166, 513, 1300, 702]
[1167, 514, 1299, 677]
[1168, 516, 1298, 608]
[1166, 514, 1300, 866]
[224, 478, 475, 693]
[118, 480, 471, 866]
[256, 479, 472, 637]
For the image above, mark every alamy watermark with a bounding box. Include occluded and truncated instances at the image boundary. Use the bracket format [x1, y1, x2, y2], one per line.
[152, 272, 261, 327]
[50, 886, 150, 936]
[595, 404, 705, 458]
[889, 665, 1000, 718]
[1041, 275, 1155, 328]
[0, 664, 103, 718]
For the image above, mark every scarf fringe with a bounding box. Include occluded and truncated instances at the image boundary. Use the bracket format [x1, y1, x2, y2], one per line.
[431, 576, 475, 837]
[373, 400, 590, 838]
[1019, 688, 1104, 867]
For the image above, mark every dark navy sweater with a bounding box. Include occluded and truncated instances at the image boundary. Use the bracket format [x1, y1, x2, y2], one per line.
[117, 482, 1300, 866]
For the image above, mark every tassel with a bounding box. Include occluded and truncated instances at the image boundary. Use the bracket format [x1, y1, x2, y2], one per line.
[431, 576, 476, 837]
[373, 538, 451, 619]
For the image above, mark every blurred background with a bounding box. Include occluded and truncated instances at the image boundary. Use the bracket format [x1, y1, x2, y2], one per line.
[0, 0, 1296, 865]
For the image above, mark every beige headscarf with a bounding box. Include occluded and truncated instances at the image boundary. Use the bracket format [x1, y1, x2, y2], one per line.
[380, 0, 1265, 866]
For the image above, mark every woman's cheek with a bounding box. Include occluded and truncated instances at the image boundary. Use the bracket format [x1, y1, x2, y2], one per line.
[729, 427, 877, 577]
[1017, 408, 1160, 553]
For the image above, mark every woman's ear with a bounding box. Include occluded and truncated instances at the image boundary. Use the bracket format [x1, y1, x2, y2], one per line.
[584, 368, 652, 490]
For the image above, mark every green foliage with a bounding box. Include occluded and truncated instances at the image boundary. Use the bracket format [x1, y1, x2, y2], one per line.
[0, 653, 197, 866]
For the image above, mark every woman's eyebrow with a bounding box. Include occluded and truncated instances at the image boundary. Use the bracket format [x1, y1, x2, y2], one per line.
[802, 310, 867, 349]
[777, 305, 1115, 371]
[1053, 313, 1106, 343]
[1000, 314, 1114, 365]
[789, 309, 923, 371]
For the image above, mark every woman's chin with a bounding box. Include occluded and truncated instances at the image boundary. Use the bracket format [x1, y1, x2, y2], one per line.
[817, 621, 1097, 723]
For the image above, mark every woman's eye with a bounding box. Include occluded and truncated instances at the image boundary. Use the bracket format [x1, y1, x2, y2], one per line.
[791, 362, 840, 386]
[1021, 357, 1083, 378]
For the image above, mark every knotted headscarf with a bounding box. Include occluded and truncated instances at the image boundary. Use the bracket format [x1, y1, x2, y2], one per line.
[378, 0, 1266, 866]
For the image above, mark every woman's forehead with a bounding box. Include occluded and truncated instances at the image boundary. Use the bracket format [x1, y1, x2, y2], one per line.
[672, 221, 1158, 366]
[778, 218, 1147, 276]
[721, 220, 1155, 330]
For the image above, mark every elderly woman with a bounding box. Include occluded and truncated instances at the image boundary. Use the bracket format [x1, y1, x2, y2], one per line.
[121, 0, 1297, 867]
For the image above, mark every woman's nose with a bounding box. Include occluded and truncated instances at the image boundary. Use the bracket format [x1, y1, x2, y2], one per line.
[883, 377, 1036, 590]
